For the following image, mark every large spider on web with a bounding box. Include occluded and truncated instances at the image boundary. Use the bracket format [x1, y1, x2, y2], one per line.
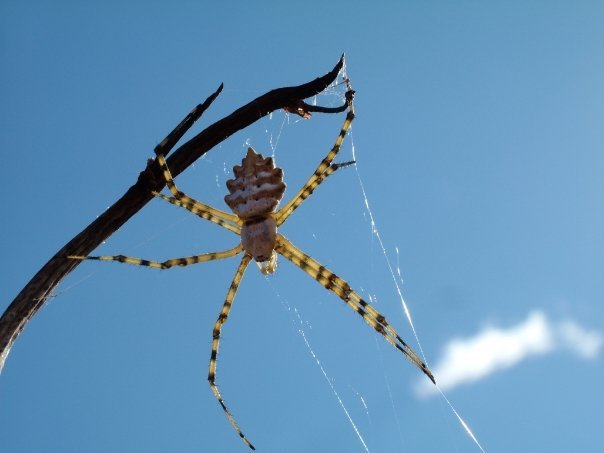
[70, 82, 435, 450]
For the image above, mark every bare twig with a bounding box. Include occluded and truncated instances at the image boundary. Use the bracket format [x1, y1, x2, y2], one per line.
[0, 55, 346, 374]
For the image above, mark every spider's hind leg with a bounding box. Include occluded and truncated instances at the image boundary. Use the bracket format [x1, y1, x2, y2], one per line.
[152, 89, 224, 205]
[151, 95, 240, 230]
[152, 191, 240, 233]
[276, 89, 356, 225]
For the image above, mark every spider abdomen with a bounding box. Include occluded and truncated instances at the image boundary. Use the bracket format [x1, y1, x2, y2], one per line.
[241, 216, 277, 264]
[224, 147, 286, 219]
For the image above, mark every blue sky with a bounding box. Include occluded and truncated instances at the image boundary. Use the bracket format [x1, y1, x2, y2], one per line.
[1, 2, 603, 452]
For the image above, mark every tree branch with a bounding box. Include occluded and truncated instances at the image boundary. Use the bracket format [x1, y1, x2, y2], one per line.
[0, 55, 346, 374]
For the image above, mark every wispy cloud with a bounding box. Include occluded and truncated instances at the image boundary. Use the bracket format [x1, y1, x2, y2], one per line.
[416, 311, 603, 397]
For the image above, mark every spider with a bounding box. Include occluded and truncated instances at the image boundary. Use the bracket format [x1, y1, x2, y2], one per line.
[70, 86, 435, 450]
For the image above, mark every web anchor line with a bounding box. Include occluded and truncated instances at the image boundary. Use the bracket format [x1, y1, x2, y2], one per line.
[264, 279, 370, 453]
[350, 138, 486, 452]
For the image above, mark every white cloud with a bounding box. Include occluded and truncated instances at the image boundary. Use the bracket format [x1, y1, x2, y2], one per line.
[558, 320, 604, 359]
[416, 310, 603, 397]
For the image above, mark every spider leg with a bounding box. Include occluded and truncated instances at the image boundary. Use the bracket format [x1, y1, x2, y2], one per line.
[151, 100, 239, 231]
[152, 191, 241, 234]
[275, 234, 435, 384]
[275, 90, 355, 226]
[154, 153, 239, 224]
[69, 244, 243, 269]
[207, 254, 256, 450]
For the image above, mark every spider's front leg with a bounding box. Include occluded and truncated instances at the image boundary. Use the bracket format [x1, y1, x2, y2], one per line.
[207, 254, 257, 450]
[275, 234, 435, 384]
[68, 244, 244, 270]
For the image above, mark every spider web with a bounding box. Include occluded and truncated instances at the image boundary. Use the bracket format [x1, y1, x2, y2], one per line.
[59, 74, 487, 451]
[260, 78, 374, 451]
[253, 69, 487, 451]
[350, 138, 486, 453]
[240, 76, 376, 451]
[266, 280, 371, 452]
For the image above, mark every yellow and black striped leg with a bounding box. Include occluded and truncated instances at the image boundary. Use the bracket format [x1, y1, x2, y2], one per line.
[154, 153, 239, 223]
[208, 254, 255, 450]
[276, 99, 355, 226]
[152, 191, 241, 234]
[68, 244, 243, 270]
[151, 91, 239, 231]
[275, 234, 435, 384]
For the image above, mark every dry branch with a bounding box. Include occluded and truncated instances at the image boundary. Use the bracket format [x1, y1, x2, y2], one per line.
[0, 56, 346, 373]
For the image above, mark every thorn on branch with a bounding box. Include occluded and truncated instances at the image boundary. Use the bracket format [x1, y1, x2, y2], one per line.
[154, 83, 224, 158]
[283, 87, 355, 119]
[283, 101, 313, 119]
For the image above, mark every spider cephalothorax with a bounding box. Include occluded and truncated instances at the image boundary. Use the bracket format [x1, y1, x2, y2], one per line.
[224, 147, 286, 272]
[70, 84, 435, 450]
